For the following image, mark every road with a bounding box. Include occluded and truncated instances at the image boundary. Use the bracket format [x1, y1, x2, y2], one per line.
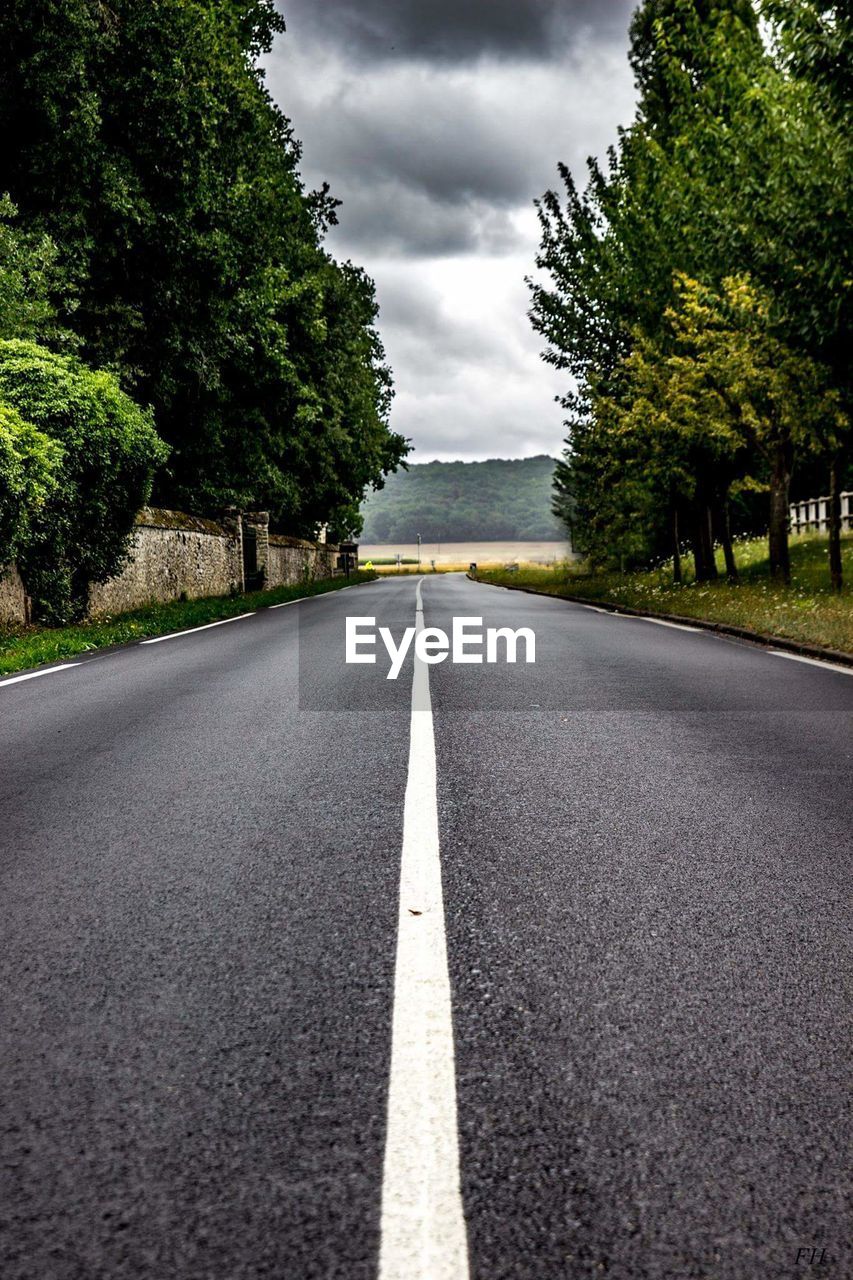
[1, 573, 850, 1279]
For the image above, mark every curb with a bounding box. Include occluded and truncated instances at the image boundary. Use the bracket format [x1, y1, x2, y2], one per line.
[467, 574, 853, 670]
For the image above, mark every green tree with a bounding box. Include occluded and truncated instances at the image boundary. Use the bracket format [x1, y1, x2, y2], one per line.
[608, 275, 847, 583]
[0, 340, 169, 622]
[532, 0, 850, 585]
[0, 0, 405, 529]
[637, 0, 851, 586]
[0, 196, 72, 346]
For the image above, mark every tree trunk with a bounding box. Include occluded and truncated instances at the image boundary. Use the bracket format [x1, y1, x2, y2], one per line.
[768, 444, 792, 585]
[70, 567, 91, 623]
[715, 500, 738, 581]
[689, 500, 716, 582]
[828, 453, 843, 592]
[689, 502, 707, 581]
[672, 501, 682, 585]
[701, 502, 719, 581]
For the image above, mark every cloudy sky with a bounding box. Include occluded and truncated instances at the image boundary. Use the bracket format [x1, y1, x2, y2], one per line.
[265, 1, 639, 462]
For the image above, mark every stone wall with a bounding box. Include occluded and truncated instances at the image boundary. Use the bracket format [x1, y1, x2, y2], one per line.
[87, 508, 244, 616]
[267, 533, 340, 587]
[0, 508, 342, 628]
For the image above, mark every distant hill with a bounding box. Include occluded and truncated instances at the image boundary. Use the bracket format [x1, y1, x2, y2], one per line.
[359, 456, 563, 542]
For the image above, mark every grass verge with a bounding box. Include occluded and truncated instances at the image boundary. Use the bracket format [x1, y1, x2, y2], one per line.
[476, 534, 853, 655]
[0, 571, 377, 677]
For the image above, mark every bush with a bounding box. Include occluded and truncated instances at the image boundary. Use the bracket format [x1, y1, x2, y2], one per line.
[0, 340, 169, 622]
[0, 402, 62, 561]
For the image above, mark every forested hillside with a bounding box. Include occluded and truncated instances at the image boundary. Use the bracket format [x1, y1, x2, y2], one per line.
[360, 456, 563, 542]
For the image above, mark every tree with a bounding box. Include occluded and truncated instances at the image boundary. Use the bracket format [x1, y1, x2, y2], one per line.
[531, 3, 764, 567]
[0, 340, 169, 622]
[642, 0, 852, 583]
[0, 196, 72, 347]
[0, 0, 406, 530]
[532, 0, 850, 586]
[628, 0, 760, 136]
[607, 275, 847, 583]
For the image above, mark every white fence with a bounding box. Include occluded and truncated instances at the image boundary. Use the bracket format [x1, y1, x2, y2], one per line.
[789, 491, 853, 534]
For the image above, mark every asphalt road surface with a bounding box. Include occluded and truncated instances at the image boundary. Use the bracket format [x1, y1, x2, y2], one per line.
[1, 573, 850, 1280]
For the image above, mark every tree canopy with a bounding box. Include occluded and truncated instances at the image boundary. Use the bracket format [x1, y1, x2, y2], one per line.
[533, 0, 850, 585]
[0, 0, 406, 538]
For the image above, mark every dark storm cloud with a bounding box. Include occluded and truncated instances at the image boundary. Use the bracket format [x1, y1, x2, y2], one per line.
[301, 92, 537, 206]
[265, 0, 639, 459]
[280, 0, 637, 64]
[327, 184, 521, 257]
[269, 43, 637, 258]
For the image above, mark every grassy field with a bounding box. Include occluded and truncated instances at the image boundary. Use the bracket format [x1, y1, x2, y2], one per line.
[477, 533, 853, 654]
[0, 571, 377, 677]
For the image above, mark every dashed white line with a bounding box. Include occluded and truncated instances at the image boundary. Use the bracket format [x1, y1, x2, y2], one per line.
[769, 650, 853, 676]
[0, 663, 82, 689]
[379, 577, 469, 1280]
[139, 612, 255, 644]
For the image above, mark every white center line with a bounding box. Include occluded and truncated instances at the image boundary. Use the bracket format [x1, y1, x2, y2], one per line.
[139, 612, 255, 644]
[769, 650, 853, 676]
[0, 663, 82, 689]
[379, 578, 469, 1280]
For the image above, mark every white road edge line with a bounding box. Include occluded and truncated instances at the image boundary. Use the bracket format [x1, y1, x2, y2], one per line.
[769, 650, 853, 676]
[379, 577, 469, 1280]
[139, 612, 255, 644]
[585, 606, 700, 633]
[268, 594, 334, 609]
[267, 593, 333, 609]
[642, 617, 703, 633]
[583, 604, 632, 617]
[0, 662, 82, 689]
[269, 581, 370, 608]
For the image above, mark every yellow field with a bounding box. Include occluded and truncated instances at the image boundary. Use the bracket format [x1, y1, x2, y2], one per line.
[359, 539, 573, 573]
[370, 560, 560, 575]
